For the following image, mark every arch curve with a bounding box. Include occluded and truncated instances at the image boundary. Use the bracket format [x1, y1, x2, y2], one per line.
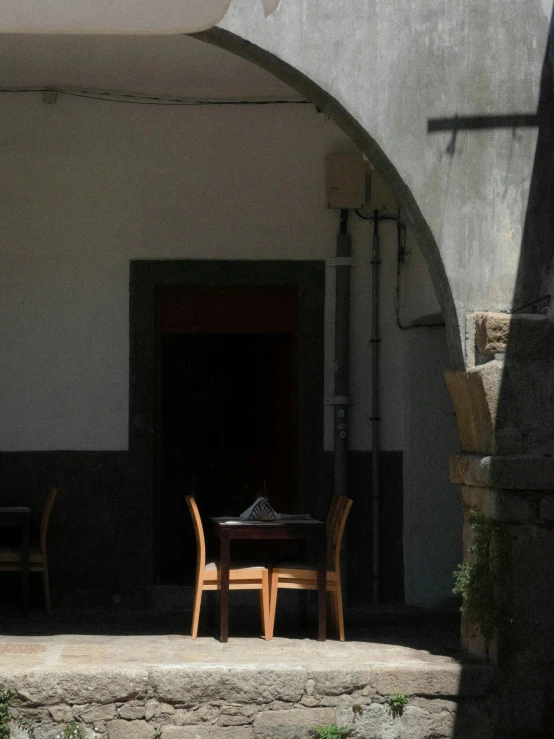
[193, 26, 464, 368]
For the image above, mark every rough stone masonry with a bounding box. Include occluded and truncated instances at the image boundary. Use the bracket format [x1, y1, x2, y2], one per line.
[2, 659, 495, 739]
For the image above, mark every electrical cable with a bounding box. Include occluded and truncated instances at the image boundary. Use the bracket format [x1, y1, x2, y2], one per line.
[0, 87, 312, 107]
[395, 215, 445, 329]
[354, 208, 445, 329]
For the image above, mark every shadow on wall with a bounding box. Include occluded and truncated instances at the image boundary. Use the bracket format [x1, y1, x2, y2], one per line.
[430, 10, 554, 739]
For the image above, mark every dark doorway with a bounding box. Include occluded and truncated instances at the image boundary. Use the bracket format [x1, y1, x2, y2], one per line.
[155, 287, 298, 585]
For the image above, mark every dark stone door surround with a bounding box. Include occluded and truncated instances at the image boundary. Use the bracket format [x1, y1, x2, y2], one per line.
[128, 259, 325, 605]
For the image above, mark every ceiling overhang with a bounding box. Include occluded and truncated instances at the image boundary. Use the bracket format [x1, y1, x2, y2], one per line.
[0, 0, 280, 35]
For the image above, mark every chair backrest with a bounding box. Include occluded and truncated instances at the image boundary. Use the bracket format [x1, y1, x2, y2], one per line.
[40, 487, 58, 556]
[185, 496, 206, 573]
[326, 495, 353, 572]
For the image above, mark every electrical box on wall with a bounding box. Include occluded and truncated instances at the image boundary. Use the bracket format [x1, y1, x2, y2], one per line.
[325, 153, 365, 209]
[367, 168, 398, 213]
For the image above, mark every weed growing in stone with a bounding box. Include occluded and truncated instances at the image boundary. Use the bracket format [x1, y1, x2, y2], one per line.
[56, 720, 87, 738]
[386, 693, 408, 718]
[313, 725, 352, 738]
[453, 507, 510, 657]
[0, 691, 9, 739]
[0, 689, 35, 738]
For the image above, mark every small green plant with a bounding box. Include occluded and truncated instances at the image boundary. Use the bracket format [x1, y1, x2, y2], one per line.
[153, 731, 162, 739]
[313, 725, 352, 738]
[56, 720, 87, 738]
[386, 693, 408, 718]
[0, 691, 10, 739]
[352, 704, 364, 721]
[0, 689, 36, 738]
[452, 507, 510, 658]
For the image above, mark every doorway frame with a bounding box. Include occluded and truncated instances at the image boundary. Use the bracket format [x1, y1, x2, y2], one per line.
[129, 259, 325, 601]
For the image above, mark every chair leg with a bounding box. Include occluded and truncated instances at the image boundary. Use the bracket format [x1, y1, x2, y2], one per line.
[260, 570, 271, 640]
[335, 584, 345, 642]
[42, 564, 52, 615]
[191, 576, 204, 640]
[268, 569, 279, 639]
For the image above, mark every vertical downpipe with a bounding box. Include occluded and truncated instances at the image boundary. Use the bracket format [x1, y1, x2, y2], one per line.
[334, 209, 351, 500]
[371, 210, 381, 604]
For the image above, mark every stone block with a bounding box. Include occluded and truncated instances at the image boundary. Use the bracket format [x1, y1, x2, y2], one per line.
[150, 668, 306, 705]
[374, 664, 494, 697]
[2, 668, 148, 706]
[175, 705, 218, 725]
[29, 724, 61, 739]
[333, 704, 397, 739]
[446, 355, 554, 456]
[107, 719, 156, 739]
[118, 701, 146, 720]
[162, 728, 253, 738]
[473, 312, 554, 360]
[78, 704, 117, 723]
[145, 700, 159, 721]
[252, 707, 335, 739]
[218, 715, 250, 726]
[503, 524, 554, 673]
[48, 705, 73, 722]
[445, 366, 498, 454]
[299, 695, 319, 707]
[451, 453, 554, 492]
[309, 670, 371, 696]
[460, 485, 538, 523]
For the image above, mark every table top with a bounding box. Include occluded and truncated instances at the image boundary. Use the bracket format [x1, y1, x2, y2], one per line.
[211, 515, 323, 527]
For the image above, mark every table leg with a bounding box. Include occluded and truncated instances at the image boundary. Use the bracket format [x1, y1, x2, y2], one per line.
[21, 520, 30, 615]
[317, 534, 326, 641]
[219, 531, 230, 643]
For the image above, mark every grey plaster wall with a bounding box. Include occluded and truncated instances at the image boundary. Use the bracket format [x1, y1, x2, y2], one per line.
[209, 0, 553, 366]
[403, 328, 461, 607]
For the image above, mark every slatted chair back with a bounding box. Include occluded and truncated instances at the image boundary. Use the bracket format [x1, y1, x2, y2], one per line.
[326, 496, 353, 572]
[39, 487, 58, 556]
[186, 495, 206, 573]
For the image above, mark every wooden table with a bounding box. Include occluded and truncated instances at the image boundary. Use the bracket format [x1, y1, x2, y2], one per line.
[0, 506, 32, 613]
[211, 516, 326, 643]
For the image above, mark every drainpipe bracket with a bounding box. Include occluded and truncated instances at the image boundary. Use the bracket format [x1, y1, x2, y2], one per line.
[324, 396, 352, 405]
[326, 257, 358, 268]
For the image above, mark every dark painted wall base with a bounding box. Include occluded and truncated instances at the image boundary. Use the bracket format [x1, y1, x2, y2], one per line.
[0, 449, 403, 608]
[0, 451, 131, 606]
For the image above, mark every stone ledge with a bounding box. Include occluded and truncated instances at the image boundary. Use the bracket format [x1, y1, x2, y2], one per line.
[473, 312, 554, 359]
[460, 486, 540, 524]
[0, 661, 497, 739]
[450, 454, 554, 491]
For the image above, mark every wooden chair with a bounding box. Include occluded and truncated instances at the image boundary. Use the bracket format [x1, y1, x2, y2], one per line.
[0, 487, 57, 614]
[268, 495, 353, 641]
[185, 495, 272, 640]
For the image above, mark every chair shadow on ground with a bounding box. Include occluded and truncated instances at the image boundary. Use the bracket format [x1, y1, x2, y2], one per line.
[0, 577, 461, 662]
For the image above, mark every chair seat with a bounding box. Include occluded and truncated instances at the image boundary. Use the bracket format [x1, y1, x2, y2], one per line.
[273, 560, 335, 572]
[205, 560, 266, 572]
[0, 547, 44, 567]
[274, 563, 338, 580]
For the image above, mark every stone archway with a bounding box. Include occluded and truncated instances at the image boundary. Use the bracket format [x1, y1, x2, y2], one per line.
[194, 26, 464, 370]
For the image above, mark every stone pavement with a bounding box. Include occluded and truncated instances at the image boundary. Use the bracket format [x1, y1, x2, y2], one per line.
[0, 610, 495, 739]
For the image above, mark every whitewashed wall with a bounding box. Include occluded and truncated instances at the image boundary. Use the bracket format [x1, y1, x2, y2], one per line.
[0, 93, 459, 605]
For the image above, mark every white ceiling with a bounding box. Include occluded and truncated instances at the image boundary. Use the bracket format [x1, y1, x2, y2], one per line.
[0, 33, 304, 101]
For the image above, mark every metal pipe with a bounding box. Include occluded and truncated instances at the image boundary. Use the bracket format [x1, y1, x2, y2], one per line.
[371, 209, 381, 604]
[334, 209, 351, 500]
